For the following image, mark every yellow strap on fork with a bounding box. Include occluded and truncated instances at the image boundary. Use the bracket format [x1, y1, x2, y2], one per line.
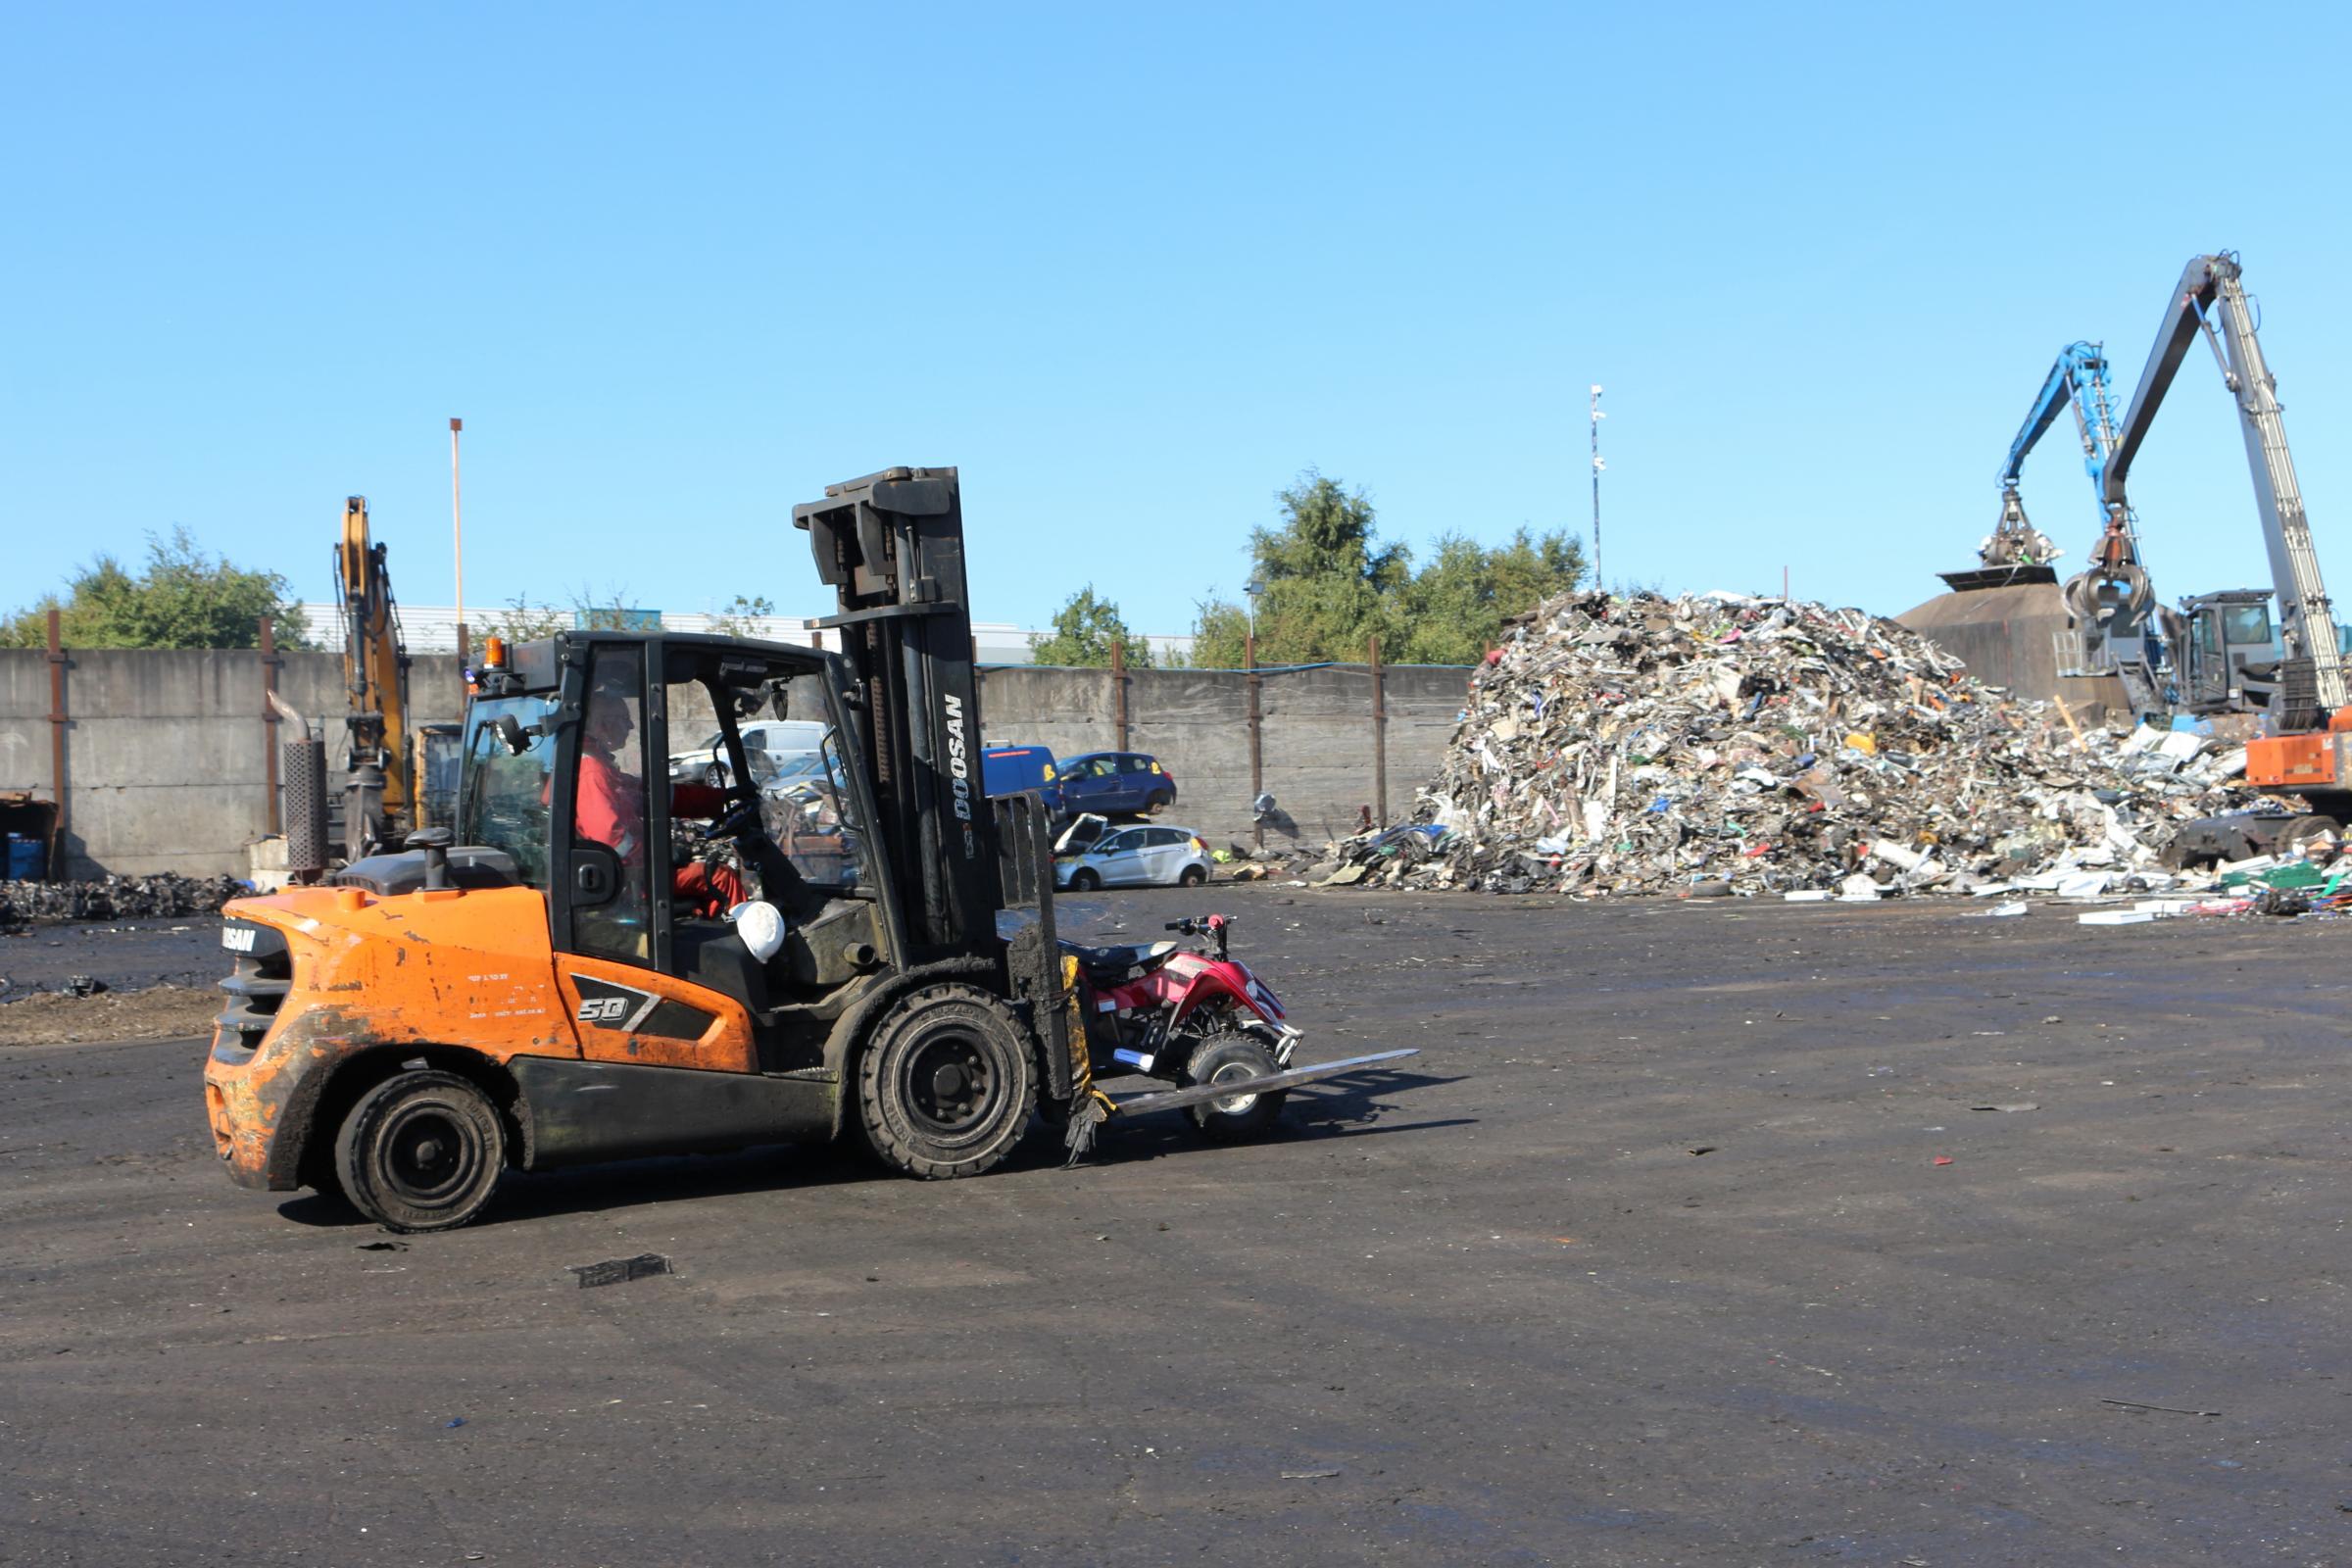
[1060, 955, 1117, 1162]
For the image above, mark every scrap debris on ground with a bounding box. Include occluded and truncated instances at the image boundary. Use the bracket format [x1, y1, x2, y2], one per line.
[0, 984, 218, 1047]
[0, 873, 248, 928]
[1311, 589, 2287, 901]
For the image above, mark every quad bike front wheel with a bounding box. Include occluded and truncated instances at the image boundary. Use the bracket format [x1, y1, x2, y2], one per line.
[1180, 1029, 1288, 1143]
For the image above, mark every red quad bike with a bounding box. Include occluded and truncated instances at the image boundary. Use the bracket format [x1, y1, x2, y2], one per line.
[1060, 913, 1414, 1142]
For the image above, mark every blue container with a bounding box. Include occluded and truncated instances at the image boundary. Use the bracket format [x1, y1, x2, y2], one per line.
[5, 833, 45, 881]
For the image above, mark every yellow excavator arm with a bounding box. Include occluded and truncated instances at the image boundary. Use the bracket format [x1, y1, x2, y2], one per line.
[336, 497, 412, 856]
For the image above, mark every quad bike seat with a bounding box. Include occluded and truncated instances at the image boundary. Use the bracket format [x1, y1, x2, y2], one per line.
[1061, 939, 1179, 980]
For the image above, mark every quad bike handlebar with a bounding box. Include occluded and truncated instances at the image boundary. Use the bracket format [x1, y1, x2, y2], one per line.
[1164, 913, 1233, 957]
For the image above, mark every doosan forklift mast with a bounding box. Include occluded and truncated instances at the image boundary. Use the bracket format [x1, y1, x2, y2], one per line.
[794, 468, 997, 960]
[792, 467, 1081, 1103]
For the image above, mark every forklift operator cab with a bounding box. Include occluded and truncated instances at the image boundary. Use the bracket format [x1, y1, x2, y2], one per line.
[462, 631, 891, 1037]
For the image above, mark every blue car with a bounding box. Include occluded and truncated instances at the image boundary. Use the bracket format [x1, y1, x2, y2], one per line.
[1054, 751, 1178, 818]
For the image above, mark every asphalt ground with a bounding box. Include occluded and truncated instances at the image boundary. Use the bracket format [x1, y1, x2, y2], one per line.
[0, 918, 225, 1000]
[4, 888, 2350, 1566]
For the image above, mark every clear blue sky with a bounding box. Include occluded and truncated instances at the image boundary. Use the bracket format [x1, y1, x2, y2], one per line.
[6, 2, 2349, 636]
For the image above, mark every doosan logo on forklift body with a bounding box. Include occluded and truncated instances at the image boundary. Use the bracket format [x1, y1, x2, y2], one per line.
[944, 694, 973, 823]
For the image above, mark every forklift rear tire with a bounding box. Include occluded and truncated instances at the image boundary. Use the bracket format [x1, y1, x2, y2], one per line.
[857, 984, 1038, 1180]
[1181, 1032, 1288, 1143]
[333, 1069, 507, 1233]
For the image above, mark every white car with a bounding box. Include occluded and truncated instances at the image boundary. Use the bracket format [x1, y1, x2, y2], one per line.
[1054, 817, 1213, 891]
[669, 719, 830, 787]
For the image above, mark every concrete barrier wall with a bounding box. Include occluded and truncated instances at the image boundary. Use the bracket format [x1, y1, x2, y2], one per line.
[0, 649, 1469, 877]
[978, 663, 1471, 851]
[0, 649, 468, 880]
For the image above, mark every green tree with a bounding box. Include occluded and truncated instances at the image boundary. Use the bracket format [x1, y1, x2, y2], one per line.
[1187, 470, 1587, 667]
[1, 527, 314, 649]
[1028, 586, 1153, 667]
[1255, 471, 1410, 663]
[1182, 596, 1254, 668]
[705, 593, 775, 638]
[470, 585, 668, 644]
[1397, 526, 1587, 664]
[1190, 471, 1411, 667]
[473, 593, 570, 644]
[570, 584, 662, 633]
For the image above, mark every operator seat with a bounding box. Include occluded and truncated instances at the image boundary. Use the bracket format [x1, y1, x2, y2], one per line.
[1061, 940, 1180, 982]
[672, 915, 772, 1017]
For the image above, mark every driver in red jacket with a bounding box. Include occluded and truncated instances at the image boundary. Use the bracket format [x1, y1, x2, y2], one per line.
[576, 690, 745, 918]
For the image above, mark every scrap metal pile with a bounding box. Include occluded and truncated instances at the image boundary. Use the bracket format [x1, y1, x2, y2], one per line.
[0, 873, 249, 927]
[1323, 590, 2268, 898]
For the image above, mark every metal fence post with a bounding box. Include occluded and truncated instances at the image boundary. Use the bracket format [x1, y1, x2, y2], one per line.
[261, 613, 282, 834]
[1111, 638, 1129, 751]
[45, 608, 67, 881]
[1369, 633, 1388, 827]
[1246, 631, 1263, 851]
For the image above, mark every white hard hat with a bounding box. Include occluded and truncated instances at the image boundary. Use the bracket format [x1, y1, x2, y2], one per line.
[728, 900, 786, 963]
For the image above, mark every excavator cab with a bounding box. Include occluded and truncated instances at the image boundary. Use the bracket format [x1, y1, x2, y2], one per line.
[2176, 591, 2279, 714]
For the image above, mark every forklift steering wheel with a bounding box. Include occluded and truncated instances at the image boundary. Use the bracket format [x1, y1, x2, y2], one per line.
[701, 798, 762, 845]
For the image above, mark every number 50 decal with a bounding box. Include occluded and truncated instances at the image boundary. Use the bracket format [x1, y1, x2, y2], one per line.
[570, 978, 660, 1032]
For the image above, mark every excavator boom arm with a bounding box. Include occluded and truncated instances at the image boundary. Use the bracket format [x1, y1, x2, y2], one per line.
[2101, 254, 2344, 715]
[1999, 341, 2120, 503]
[334, 497, 413, 853]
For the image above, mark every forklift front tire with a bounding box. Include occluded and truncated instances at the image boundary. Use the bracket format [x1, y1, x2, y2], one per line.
[333, 1069, 507, 1233]
[856, 984, 1038, 1180]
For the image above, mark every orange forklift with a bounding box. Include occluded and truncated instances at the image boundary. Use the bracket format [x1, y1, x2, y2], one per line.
[203, 467, 1407, 1231]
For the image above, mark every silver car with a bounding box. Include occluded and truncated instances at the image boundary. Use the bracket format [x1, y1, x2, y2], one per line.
[669, 719, 830, 788]
[1054, 819, 1213, 891]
